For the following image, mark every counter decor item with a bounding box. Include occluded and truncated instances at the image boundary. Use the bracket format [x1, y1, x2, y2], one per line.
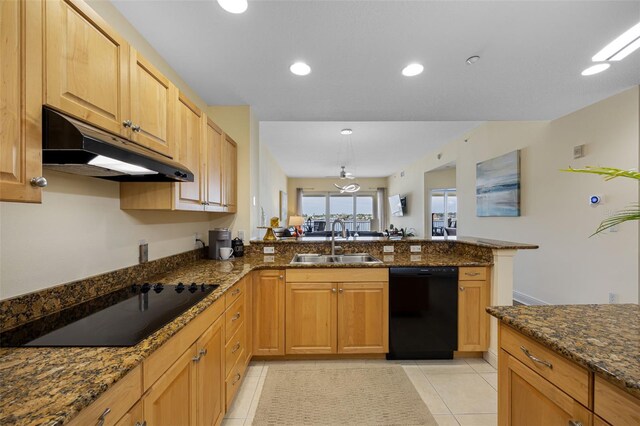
[231, 237, 244, 257]
[476, 150, 521, 217]
[562, 166, 640, 235]
[258, 217, 281, 241]
[288, 215, 305, 237]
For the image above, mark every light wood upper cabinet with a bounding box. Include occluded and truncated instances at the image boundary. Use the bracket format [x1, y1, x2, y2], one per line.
[337, 282, 388, 354]
[196, 316, 225, 426]
[129, 49, 177, 157]
[222, 134, 237, 212]
[458, 267, 490, 352]
[44, 0, 129, 136]
[253, 270, 285, 356]
[175, 92, 204, 210]
[0, 0, 43, 203]
[286, 282, 337, 355]
[205, 118, 224, 209]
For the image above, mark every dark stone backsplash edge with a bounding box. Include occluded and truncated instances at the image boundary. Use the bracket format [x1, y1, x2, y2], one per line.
[0, 248, 206, 333]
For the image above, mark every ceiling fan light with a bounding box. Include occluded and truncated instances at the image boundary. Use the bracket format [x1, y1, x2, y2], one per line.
[217, 0, 248, 14]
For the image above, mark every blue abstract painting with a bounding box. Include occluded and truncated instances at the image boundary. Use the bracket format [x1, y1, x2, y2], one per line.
[476, 150, 521, 217]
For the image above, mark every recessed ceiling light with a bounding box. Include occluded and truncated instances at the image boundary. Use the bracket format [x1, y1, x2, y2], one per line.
[592, 22, 640, 61]
[290, 62, 311, 76]
[402, 63, 424, 77]
[581, 63, 611, 76]
[466, 55, 480, 65]
[340, 129, 353, 135]
[217, 0, 248, 14]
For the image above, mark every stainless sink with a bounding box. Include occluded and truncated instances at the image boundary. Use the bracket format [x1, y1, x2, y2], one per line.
[290, 253, 383, 265]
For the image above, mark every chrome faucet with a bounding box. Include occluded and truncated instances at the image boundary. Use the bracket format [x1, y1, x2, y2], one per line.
[331, 219, 347, 255]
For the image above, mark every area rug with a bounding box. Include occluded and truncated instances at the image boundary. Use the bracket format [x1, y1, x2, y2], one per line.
[251, 365, 437, 425]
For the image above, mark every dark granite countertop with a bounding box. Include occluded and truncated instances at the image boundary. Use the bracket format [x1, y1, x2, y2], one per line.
[487, 304, 640, 398]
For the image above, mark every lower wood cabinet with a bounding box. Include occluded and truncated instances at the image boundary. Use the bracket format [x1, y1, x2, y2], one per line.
[458, 267, 490, 352]
[115, 401, 143, 426]
[253, 270, 286, 356]
[286, 282, 337, 354]
[196, 317, 226, 426]
[337, 282, 388, 354]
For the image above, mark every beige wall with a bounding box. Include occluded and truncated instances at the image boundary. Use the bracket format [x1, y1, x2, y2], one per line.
[259, 144, 288, 230]
[388, 87, 640, 304]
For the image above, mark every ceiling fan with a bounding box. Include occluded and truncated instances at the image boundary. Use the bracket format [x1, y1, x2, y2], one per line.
[332, 166, 360, 193]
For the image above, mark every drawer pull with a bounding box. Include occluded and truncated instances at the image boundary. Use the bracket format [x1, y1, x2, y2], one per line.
[520, 346, 553, 369]
[459, 287, 465, 291]
[199, 348, 207, 357]
[232, 342, 241, 353]
[192, 355, 201, 362]
[232, 312, 241, 321]
[135, 422, 147, 426]
[231, 288, 241, 296]
[232, 372, 241, 384]
[568, 421, 583, 426]
[465, 271, 481, 276]
[97, 408, 111, 426]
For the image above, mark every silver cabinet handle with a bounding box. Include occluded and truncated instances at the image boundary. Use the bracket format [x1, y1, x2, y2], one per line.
[232, 372, 241, 384]
[339, 288, 344, 293]
[465, 271, 481, 276]
[231, 288, 241, 296]
[279, 275, 284, 279]
[123, 120, 132, 128]
[520, 346, 553, 369]
[232, 342, 241, 353]
[192, 354, 201, 362]
[97, 407, 111, 426]
[459, 287, 465, 291]
[198, 348, 207, 357]
[332, 288, 337, 293]
[30, 177, 47, 188]
[568, 421, 583, 426]
[135, 422, 147, 426]
[232, 312, 241, 321]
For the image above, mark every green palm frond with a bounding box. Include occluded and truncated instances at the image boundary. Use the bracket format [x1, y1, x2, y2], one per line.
[561, 166, 639, 236]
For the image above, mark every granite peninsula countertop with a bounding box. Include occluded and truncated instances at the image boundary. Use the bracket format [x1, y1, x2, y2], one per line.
[487, 304, 640, 398]
[0, 251, 494, 425]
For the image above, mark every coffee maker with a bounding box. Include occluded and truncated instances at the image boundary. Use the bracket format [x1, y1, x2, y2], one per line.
[208, 228, 231, 259]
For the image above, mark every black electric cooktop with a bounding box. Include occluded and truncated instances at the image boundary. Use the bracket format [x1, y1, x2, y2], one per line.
[0, 283, 219, 347]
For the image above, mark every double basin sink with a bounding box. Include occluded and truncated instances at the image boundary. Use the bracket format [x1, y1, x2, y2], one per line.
[290, 253, 383, 265]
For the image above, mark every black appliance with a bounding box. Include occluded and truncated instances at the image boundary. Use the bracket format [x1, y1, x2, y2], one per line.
[42, 107, 194, 182]
[0, 283, 218, 347]
[231, 237, 244, 257]
[387, 267, 458, 359]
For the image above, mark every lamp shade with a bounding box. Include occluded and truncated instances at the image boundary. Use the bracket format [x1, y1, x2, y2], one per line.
[288, 216, 305, 227]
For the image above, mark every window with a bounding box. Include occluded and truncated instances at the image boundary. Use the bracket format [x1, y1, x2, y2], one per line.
[301, 192, 377, 233]
[430, 189, 457, 236]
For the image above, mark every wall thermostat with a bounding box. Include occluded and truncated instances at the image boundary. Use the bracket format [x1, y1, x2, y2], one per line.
[589, 195, 602, 206]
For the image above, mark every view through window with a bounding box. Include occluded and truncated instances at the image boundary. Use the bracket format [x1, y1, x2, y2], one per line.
[431, 189, 457, 236]
[301, 193, 375, 232]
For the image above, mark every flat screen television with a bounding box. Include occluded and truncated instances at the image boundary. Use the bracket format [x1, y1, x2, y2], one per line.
[389, 194, 407, 217]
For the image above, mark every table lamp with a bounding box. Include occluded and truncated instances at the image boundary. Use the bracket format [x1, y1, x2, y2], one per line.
[288, 216, 305, 237]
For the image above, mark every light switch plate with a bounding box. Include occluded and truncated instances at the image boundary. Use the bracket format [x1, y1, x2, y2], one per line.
[383, 246, 395, 253]
[410, 245, 422, 253]
[139, 242, 148, 264]
[263, 246, 275, 254]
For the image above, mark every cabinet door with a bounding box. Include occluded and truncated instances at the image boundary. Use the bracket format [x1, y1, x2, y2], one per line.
[143, 345, 197, 426]
[458, 280, 489, 351]
[114, 400, 143, 426]
[222, 134, 237, 212]
[44, 0, 129, 135]
[337, 282, 388, 354]
[285, 282, 337, 354]
[196, 316, 225, 426]
[204, 117, 224, 209]
[0, 0, 43, 203]
[253, 270, 285, 356]
[243, 275, 253, 363]
[175, 92, 204, 210]
[129, 49, 176, 157]
[498, 349, 591, 426]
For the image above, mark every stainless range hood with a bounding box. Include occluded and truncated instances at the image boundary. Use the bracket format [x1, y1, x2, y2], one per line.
[42, 107, 194, 182]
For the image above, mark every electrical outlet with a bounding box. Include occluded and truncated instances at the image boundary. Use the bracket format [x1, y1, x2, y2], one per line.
[410, 254, 422, 262]
[263, 255, 275, 263]
[410, 245, 422, 253]
[238, 230, 245, 240]
[383, 255, 394, 262]
[263, 246, 275, 254]
[139, 241, 148, 264]
[383, 246, 395, 253]
[194, 233, 200, 243]
[608, 292, 617, 304]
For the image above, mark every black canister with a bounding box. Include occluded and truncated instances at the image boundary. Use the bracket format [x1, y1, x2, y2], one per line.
[231, 237, 244, 257]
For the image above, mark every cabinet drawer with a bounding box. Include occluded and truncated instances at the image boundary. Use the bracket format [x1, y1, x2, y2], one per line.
[286, 268, 388, 283]
[69, 365, 142, 426]
[500, 324, 590, 406]
[225, 324, 246, 377]
[225, 357, 246, 408]
[459, 267, 487, 281]
[225, 293, 245, 343]
[594, 376, 640, 426]
[225, 278, 246, 309]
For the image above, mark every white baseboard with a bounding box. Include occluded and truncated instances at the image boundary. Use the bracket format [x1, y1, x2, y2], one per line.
[513, 290, 549, 306]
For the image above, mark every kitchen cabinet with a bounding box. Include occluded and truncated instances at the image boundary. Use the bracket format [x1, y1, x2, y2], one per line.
[44, 0, 130, 136]
[253, 270, 286, 356]
[115, 401, 143, 426]
[196, 317, 226, 426]
[594, 376, 640, 426]
[129, 49, 177, 157]
[458, 267, 490, 352]
[222, 134, 238, 212]
[204, 117, 224, 209]
[174, 92, 204, 210]
[286, 282, 337, 354]
[0, 0, 44, 203]
[285, 269, 389, 355]
[224, 276, 250, 409]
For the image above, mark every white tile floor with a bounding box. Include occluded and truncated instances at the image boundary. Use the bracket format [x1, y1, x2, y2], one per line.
[222, 358, 498, 426]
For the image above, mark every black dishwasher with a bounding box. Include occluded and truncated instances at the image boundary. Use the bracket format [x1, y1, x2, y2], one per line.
[387, 267, 458, 359]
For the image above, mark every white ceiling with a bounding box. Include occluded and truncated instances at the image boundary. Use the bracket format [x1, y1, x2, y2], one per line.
[260, 121, 480, 177]
[111, 0, 640, 177]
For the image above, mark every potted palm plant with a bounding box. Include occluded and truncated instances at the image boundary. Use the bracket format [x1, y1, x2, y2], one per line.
[563, 167, 640, 235]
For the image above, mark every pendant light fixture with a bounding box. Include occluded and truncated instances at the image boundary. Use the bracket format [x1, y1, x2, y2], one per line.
[334, 130, 361, 193]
